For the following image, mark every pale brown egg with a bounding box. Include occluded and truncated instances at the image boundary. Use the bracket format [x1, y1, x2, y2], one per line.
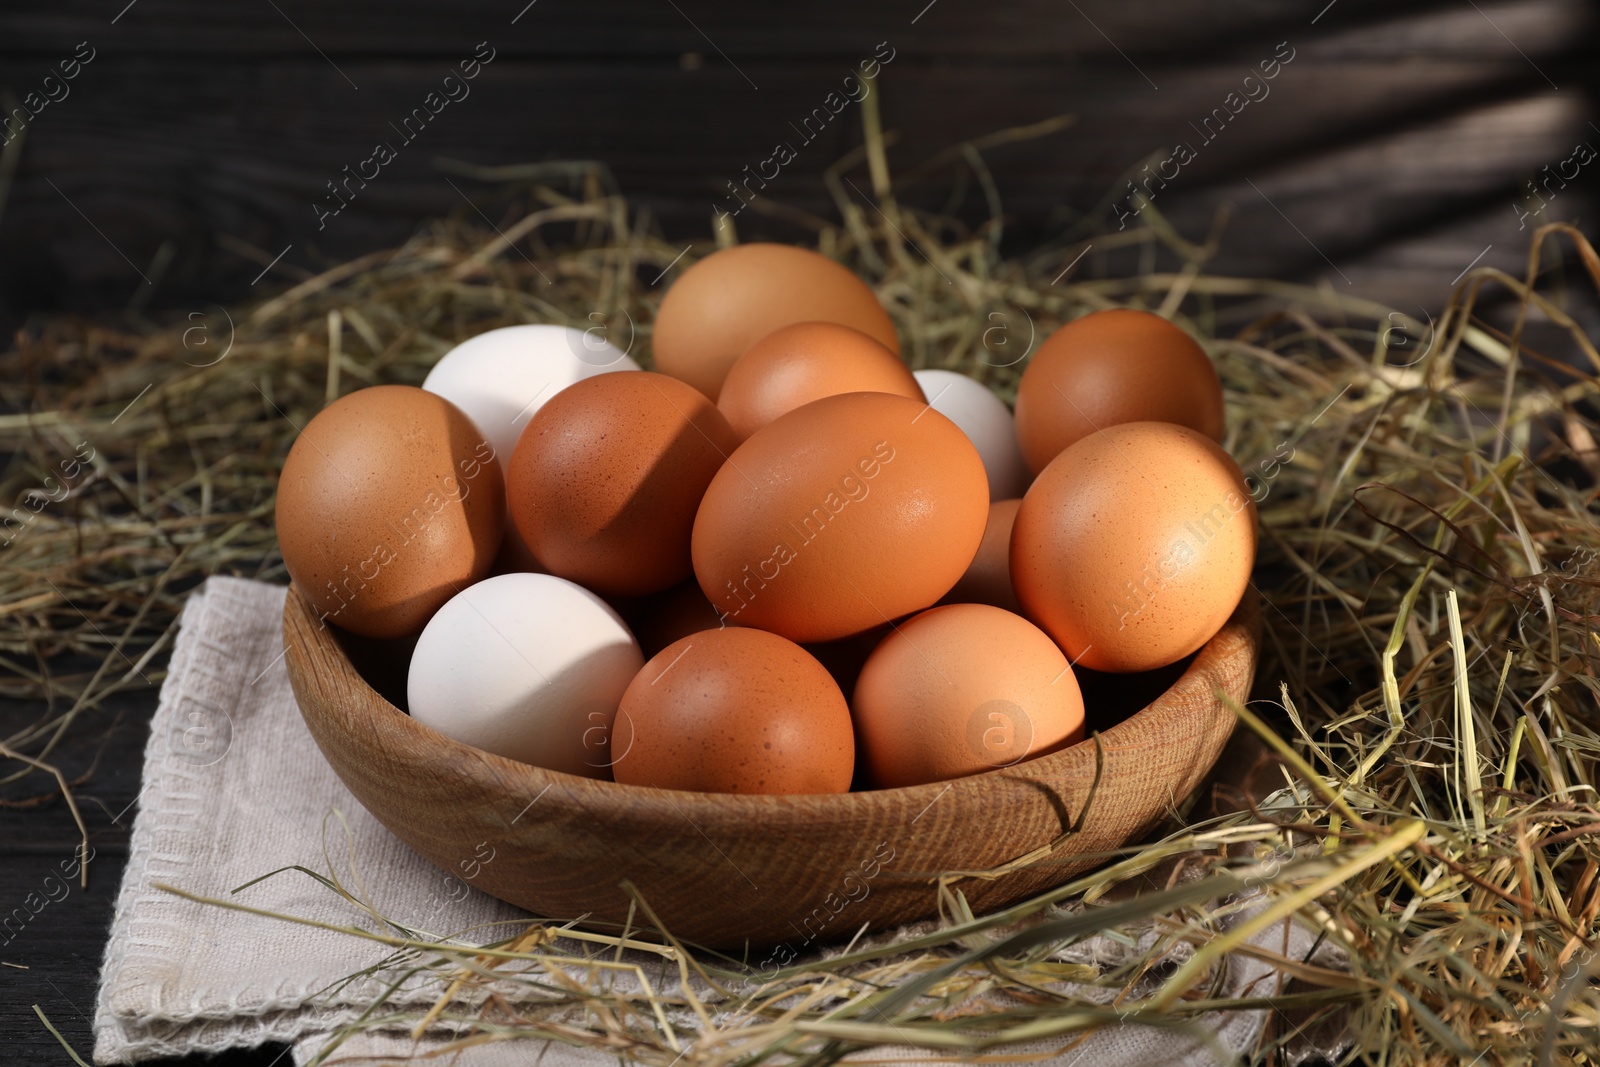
[942, 497, 1022, 613]
[717, 321, 924, 440]
[852, 604, 1085, 788]
[1013, 308, 1225, 475]
[692, 391, 989, 643]
[275, 385, 503, 638]
[652, 244, 898, 401]
[612, 627, 854, 794]
[507, 372, 740, 598]
[1011, 421, 1256, 673]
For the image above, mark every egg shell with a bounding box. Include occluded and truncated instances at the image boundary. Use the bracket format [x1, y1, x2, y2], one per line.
[612, 627, 854, 794]
[407, 573, 643, 778]
[943, 497, 1022, 614]
[508, 371, 740, 597]
[275, 385, 504, 639]
[692, 391, 989, 643]
[719, 321, 924, 440]
[1013, 308, 1225, 475]
[652, 244, 898, 401]
[852, 603, 1085, 788]
[422, 324, 639, 476]
[912, 369, 1029, 500]
[1011, 421, 1256, 673]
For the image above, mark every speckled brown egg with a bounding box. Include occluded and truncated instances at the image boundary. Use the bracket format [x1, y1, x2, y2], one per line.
[692, 391, 989, 643]
[1013, 308, 1225, 475]
[275, 385, 503, 638]
[507, 371, 739, 597]
[942, 497, 1022, 613]
[652, 244, 899, 401]
[1011, 421, 1256, 673]
[612, 627, 854, 794]
[852, 604, 1085, 788]
[717, 321, 924, 440]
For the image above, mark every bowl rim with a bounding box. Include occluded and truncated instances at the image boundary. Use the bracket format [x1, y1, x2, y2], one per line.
[286, 584, 1259, 822]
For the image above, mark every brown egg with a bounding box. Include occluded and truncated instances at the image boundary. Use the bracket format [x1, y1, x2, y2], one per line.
[508, 371, 739, 597]
[692, 391, 989, 643]
[942, 498, 1022, 613]
[1011, 422, 1256, 673]
[717, 321, 924, 440]
[612, 628, 854, 794]
[853, 604, 1085, 788]
[275, 385, 503, 638]
[1013, 308, 1225, 475]
[652, 244, 898, 401]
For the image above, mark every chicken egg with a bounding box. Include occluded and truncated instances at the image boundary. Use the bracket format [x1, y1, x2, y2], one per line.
[407, 573, 644, 778]
[1013, 309, 1225, 475]
[508, 371, 740, 597]
[912, 369, 1029, 500]
[692, 391, 989, 643]
[943, 497, 1022, 614]
[422, 324, 639, 475]
[719, 321, 923, 440]
[1011, 421, 1256, 673]
[275, 385, 503, 638]
[612, 627, 854, 794]
[852, 604, 1085, 788]
[652, 244, 898, 401]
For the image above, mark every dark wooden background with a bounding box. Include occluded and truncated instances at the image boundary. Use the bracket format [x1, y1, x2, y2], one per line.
[2, 0, 1598, 1062]
[2, 0, 1597, 326]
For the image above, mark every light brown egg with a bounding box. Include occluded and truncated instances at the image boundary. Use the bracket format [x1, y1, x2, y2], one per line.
[717, 321, 924, 440]
[692, 391, 989, 643]
[1013, 308, 1225, 475]
[1011, 421, 1256, 673]
[852, 604, 1085, 788]
[275, 385, 503, 638]
[651, 244, 898, 401]
[507, 371, 739, 597]
[942, 497, 1022, 613]
[612, 627, 854, 794]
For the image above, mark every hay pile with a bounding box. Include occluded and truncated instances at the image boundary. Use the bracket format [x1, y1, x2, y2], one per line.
[4, 131, 1599, 1063]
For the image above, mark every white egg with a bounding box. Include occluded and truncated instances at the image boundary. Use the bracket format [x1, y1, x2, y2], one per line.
[913, 369, 1029, 500]
[423, 324, 640, 475]
[407, 573, 644, 778]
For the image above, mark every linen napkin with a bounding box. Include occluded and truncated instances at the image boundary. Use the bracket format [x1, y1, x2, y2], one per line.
[93, 576, 1346, 1066]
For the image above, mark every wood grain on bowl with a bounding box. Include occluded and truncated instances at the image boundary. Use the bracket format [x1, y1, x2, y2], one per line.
[283, 584, 1257, 950]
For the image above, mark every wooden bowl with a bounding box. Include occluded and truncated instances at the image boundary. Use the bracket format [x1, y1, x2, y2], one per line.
[285, 586, 1258, 950]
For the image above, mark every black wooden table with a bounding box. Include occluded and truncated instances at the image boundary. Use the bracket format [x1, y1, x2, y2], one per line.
[1, 686, 289, 1063]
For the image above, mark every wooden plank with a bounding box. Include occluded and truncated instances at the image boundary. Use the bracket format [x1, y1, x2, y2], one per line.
[0, 0, 1591, 321]
[0, 689, 213, 1065]
[0, 49, 1585, 321]
[0, 0, 1586, 59]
